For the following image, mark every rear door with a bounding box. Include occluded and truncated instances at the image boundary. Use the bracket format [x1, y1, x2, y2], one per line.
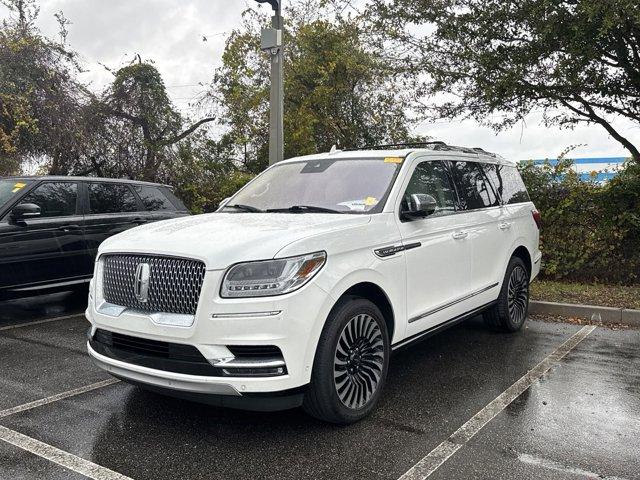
[83, 182, 143, 262]
[448, 160, 505, 306]
[0, 181, 87, 290]
[395, 158, 473, 337]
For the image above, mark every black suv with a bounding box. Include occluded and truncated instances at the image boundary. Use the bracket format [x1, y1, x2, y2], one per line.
[0, 176, 189, 299]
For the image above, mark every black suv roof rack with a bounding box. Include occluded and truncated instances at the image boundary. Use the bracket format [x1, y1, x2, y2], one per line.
[343, 141, 497, 157]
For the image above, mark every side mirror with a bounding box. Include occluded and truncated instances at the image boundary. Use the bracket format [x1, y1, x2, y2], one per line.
[402, 194, 437, 219]
[10, 203, 41, 222]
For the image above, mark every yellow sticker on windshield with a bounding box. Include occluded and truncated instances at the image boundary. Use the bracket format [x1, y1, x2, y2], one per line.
[364, 197, 378, 206]
[11, 182, 26, 193]
[384, 157, 403, 164]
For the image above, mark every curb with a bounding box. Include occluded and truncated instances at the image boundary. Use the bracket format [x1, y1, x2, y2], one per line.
[530, 300, 640, 327]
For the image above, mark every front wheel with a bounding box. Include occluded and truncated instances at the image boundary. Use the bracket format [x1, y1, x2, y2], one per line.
[483, 257, 530, 332]
[303, 298, 389, 424]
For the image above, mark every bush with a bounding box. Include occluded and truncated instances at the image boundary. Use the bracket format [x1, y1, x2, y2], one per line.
[519, 158, 640, 284]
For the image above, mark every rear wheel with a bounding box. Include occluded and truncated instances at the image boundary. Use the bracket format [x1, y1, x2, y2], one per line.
[303, 298, 389, 424]
[484, 256, 529, 332]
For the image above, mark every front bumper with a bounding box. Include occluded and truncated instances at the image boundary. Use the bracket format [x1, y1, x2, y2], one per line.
[86, 269, 335, 395]
[87, 341, 240, 395]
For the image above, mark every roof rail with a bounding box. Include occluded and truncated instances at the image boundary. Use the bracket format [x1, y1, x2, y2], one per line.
[343, 141, 448, 151]
[340, 141, 498, 158]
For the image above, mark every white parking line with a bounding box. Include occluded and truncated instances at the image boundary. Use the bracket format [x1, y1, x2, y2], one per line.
[0, 425, 133, 480]
[0, 313, 84, 332]
[517, 452, 630, 480]
[398, 325, 596, 480]
[0, 379, 119, 419]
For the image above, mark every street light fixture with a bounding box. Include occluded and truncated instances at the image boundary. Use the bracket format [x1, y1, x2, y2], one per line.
[256, 0, 284, 166]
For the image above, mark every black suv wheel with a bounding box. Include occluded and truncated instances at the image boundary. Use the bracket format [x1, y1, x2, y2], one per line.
[303, 298, 390, 424]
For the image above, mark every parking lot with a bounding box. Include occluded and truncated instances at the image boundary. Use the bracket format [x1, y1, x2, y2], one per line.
[1, 293, 639, 480]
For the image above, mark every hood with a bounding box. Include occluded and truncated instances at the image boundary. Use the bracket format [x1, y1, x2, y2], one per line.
[99, 212, 371, 269]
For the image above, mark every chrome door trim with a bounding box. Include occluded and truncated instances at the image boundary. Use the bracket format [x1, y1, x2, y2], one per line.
[408, 282, 499, 323]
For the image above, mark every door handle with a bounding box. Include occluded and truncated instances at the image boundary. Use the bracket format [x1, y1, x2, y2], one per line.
[499, 222, 512, 230]
[452, 230, 468, 240]
[57, 224, 81, 233]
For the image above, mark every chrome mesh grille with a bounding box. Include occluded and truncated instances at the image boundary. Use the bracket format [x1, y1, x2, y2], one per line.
[102, 254, 206, 315]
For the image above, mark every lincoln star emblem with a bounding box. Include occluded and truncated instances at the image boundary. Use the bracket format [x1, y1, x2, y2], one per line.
[134, 263, 151, 303]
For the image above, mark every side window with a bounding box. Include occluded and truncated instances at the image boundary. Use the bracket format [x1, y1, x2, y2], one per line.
[480, 163, 504, 202]
[402, 160, 456, 216]
[88, 183, 138, 214]
[20, 182, 77, 218]
[450, 161, 499, 210]
[134, 186, 175, 211]
[500, 166, 530, 204]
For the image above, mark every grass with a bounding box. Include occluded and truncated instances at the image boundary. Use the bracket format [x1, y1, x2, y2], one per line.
[530, 279, 640, 310]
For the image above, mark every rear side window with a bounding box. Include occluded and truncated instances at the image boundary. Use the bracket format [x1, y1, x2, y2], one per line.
[499, 166, 530, 204]
[88, 183, 138, 214]
[160, 187, 188, 211]
[134, 186, 175, 211]
[403, 160, 456, 216]
[20, 182, 78, 218]
[449, 161, 499, 210]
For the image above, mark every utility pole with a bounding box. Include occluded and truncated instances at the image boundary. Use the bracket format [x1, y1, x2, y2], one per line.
[257, 0, 284, 165]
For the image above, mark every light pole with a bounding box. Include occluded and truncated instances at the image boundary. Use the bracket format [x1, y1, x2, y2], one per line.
[256, 0, 284, 166]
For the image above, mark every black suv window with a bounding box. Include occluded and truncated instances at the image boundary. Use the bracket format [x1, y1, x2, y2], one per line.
[20, 182, 77, 218]
[403, 160, 456, 216]
[450, 161, 499, 210]
[88, 183, 138, 214]
[134, 185, 175, 211]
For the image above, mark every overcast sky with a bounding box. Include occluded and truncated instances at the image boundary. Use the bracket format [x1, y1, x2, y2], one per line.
[3, 0, 639, 161]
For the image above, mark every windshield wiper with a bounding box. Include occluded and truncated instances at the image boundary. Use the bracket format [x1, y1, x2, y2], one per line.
[223, 203, 264, 213]
[266, 205, 343, 214]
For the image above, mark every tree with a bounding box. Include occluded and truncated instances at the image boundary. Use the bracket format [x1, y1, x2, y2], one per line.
[89, 60, 216, 181]
[212, 2, 417, 172]
[372, 0, 640, 161]
[0, 0, 89, 174]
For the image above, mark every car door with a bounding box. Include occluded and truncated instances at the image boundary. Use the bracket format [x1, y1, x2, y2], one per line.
[82, 182, 144, 263]
[448, 160, 505, 306]
[0, 180, 88, 290]
[395, 158, 473, 337]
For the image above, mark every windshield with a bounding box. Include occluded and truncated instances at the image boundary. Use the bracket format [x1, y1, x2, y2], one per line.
[225, 157, 402, 214]
[0, 179, 32, 209]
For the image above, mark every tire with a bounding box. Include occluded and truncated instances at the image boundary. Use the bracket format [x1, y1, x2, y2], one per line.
[483, 256, 530, 332]
[303, 297, 390, 425]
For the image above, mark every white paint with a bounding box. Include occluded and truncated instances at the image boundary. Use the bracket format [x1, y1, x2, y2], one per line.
[398, 325, 596, 480]
[0, 379, 119, 419]
[0, 425, 132, 480]
[0, 314, 83, 332]
[518, 452, 630, 480]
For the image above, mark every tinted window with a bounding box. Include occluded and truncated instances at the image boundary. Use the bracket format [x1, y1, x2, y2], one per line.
[21, 182, 77, 218]
[88, 183, 138, 214]
[450, 161, 499, 210]
[403, 161, 456, 216]
[135, 186, 175, 211]
[486, 165, 530, 204]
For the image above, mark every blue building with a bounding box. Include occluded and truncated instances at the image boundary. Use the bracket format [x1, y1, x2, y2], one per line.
[524, 157, 628, 182]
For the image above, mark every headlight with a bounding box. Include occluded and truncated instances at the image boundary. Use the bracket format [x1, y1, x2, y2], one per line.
[221, 251, 326, 298]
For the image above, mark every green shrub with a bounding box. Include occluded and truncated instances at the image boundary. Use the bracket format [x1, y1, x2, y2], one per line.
[519, 158, 640, 284]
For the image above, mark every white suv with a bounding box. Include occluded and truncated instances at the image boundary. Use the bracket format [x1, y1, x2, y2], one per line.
[86, 143, 541, 424]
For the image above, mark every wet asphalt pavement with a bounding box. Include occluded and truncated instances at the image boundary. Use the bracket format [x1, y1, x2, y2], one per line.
[0, 293, 639, 480]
